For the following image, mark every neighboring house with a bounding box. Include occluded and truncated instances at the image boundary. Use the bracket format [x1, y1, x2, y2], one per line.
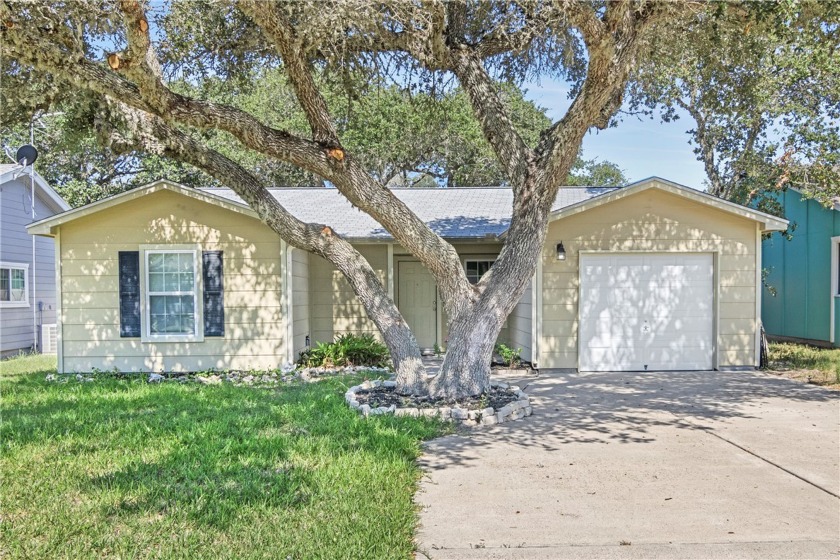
[27, 176, 786, 374]
[761, 189, 840, 348]
[0, 164, 71, 357]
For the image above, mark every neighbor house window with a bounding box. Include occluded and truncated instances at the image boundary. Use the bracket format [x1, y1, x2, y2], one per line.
[837, 243, 840, 296]
[145, 250, 198, 337]
[0, 263, 28, 307]
[465, 260, 495, 284]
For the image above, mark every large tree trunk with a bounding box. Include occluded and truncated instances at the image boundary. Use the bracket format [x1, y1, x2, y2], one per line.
[427, 305, 504, 399]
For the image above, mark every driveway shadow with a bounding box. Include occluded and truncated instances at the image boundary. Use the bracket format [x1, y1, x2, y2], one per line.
[422, 370, 838, 469]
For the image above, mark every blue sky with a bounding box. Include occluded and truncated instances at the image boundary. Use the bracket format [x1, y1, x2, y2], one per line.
[523, 78, 708, 189]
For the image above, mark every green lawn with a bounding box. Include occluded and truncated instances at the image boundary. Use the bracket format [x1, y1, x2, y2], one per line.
[768, 342, 840, 386]
[0, 355, 449, 559]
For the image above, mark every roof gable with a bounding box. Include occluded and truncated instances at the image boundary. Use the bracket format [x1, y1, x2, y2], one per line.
[548, 177, 788, 232]
[0, 165, 70, 213]
[27, 180, 256, 236]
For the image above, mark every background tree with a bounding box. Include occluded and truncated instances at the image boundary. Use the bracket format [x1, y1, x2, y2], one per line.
[631, 0, 840, 210]
[3, 0, 766, 399]
[3, 70, 624, 206]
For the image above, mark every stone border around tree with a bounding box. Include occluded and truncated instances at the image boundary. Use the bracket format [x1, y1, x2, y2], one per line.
[344, 380, 533, 427]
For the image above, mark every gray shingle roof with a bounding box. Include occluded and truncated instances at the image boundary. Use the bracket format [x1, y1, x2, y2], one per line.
[202, 186, 618, 240]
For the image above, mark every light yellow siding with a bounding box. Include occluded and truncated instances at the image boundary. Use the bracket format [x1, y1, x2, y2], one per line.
[308, 245, 388, 343]
[291, 247, 310, 358]
[59, 189, 285, 373]
[508, 280, 533, 362]
[539, 188, 758, 369]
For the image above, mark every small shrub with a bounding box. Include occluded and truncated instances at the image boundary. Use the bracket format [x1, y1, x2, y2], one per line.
[494, 343, 522, 368]
[297, 333, 390, 368]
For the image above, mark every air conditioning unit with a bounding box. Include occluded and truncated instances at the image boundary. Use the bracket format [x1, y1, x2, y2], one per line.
[41, 323, 58, 354]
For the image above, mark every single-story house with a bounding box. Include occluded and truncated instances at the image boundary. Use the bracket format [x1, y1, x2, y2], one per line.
[27, 176, 787, 374]
[762, 188, 840, 347]
[0, 164, 70, 357]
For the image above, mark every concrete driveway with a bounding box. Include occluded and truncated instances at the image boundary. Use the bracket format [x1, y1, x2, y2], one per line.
[415, 370, 839, 559]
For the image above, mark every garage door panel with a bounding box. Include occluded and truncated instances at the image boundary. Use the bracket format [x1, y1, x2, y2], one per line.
[648, 319, 712, 335]
[579, 253, 714, 372]
[584, 347, 644, 372]
[582, 322, 641, 348]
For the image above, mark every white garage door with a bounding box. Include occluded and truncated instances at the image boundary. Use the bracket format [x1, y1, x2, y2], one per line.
[579, 254, 714, 372]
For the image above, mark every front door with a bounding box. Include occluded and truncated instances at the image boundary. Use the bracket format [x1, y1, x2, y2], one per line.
[398, 261, 437, 350]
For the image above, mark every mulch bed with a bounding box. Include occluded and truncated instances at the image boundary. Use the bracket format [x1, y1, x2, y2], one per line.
[354, 385, 520, 410]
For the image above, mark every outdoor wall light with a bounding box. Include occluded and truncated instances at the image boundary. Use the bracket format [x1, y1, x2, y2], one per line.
[556, 241, 567, 261]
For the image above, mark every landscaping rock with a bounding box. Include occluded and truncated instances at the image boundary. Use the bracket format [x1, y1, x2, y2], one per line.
[345, 375, 532, 427]
[509, 409, 527, 421]
[497, 404, 514, 418]
[451, 408, 469, 420]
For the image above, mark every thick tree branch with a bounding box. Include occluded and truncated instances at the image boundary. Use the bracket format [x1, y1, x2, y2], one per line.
[450, 47, 533, 188]
[680, 99, 722, 195]
[556, 0, 606, 44]
[238, 0, 339, 145]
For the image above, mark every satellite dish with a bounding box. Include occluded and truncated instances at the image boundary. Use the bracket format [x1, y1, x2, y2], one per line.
[15, 144, 38, 166]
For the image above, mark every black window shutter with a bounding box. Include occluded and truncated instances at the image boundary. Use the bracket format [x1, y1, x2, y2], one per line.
[118, 251, 141, 337]
[203, 251, 224, 337]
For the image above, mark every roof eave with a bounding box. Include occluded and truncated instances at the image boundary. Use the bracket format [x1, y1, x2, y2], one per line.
[343, 235, 504, 243]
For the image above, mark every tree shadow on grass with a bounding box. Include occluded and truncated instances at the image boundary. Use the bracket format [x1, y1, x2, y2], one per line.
[420, 369, 839, 470]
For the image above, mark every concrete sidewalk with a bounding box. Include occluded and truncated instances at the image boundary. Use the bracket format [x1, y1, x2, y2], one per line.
[415, 370, 840, 559]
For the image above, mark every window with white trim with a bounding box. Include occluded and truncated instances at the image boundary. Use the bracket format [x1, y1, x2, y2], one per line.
[836, 242, 840, 296]
[0, 263, 28, 307]
[145, 250, 198, 337]
[465, 260, 494, 284]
